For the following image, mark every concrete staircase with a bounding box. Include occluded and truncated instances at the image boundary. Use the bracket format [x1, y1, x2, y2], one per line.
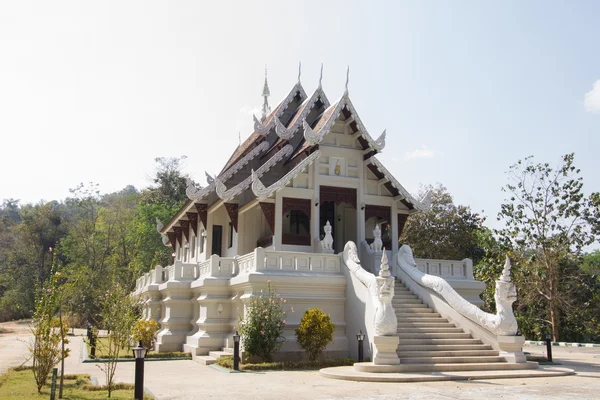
[193, 347, 233, 365]
[393, 279, 531, 372]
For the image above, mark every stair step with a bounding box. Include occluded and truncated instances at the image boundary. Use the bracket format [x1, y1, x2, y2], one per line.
[221, 348, 234, 354]
[359, 362, 535, 373]
[397, 338, 483, 345]
[195, 355, 217, 365]
[394, 303, 428, 308]
[397, 327, 464, 334]
[398, 332, 473, 339]
[397, 350, 499, 358]
[400, 356, 506, 364]
[397, 322, 453, 328]
[208, 351, 232, 359]
[397, 344, 493, 352]
[395, 308, 433, 314]
[396, 313, 442, 319]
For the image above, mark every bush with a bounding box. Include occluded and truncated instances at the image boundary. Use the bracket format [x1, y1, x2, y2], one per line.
[238, 281, 287, 362]
[132, 319, 160, 350]
[215, 355, 354, 370]
[295, 308, 334, 361]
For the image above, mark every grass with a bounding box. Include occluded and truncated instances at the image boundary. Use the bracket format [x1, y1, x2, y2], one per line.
[0, 366, 152, 399]
[216, 356, 356, 371]
[89, 337, 190, 359]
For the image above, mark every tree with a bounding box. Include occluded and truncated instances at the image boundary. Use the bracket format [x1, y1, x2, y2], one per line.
[400, 184, 485, 262]
[295, 308, 334, 361]
[497, 153, 600, 341]
[238, 281, 287, 362]
[97, 280, 139, 398]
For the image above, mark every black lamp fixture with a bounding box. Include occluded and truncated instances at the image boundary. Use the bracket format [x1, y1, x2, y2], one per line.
[233, 330, 241, 371]
[356, 330, 365, 362]
[132, 341, 146, 400]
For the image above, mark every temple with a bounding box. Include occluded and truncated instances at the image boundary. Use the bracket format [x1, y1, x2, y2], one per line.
[134, 66, 536, 377]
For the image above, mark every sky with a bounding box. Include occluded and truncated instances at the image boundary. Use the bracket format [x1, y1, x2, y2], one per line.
[0, 1, 599, 231]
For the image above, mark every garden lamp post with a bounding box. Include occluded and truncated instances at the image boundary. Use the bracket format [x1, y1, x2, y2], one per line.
[233, 330, 240, 371]
[545, 333, 553, 362]
[132, 341, 146, 400]
[356, 330, 365, 362]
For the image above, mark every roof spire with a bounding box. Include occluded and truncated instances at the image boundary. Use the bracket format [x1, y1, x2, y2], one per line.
[345, 65, 350, 94]
[297, 62, 302, 84]
[318, 63, 323, 89]
[261, 65, 271, 122]
[238, 132, 241, 146]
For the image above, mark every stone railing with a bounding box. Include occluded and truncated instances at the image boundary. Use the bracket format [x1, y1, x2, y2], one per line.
[262, 249, 341, 273]
[196, 255, 237, 279]
[135, 265, 165, 292]
[413, 258, 474, 280]
[237, 252, 256, 275]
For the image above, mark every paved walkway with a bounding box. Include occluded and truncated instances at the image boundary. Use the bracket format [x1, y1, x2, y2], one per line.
[2, 323, 599, 400]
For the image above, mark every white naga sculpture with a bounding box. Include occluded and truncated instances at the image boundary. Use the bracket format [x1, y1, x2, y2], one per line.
[370, 224, 383, 252]
[397, 245, 519, 336]
[321, 221, 334, 250]
[343, 242, 397, 336]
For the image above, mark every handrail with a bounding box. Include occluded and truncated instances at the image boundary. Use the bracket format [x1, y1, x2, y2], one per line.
[396, 245, 519, 336]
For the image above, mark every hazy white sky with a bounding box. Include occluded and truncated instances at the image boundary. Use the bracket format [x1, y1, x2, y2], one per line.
[1, 1, 598, 230]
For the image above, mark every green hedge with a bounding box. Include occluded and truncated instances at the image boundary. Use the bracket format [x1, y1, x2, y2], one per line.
[216, 356, 355, 371]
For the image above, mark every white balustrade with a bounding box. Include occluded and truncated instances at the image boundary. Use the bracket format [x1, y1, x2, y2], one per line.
[414, 258, 474, 280]
[263, 250, 341, 273]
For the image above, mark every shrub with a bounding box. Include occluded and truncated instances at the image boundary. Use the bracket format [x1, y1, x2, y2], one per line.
[132, 319, 160, 350]
[215, 355, 354, 370]
[295, 308, 334, 361]
[238, 280, 286, 362]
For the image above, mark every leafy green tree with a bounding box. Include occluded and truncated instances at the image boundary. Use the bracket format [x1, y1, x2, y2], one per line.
[238, 281, 287, 362]
[400, 184, 485, 262]
[295, 308, 334, 361]
[497, 153, 600, 341]
[97, 280, 139, 398]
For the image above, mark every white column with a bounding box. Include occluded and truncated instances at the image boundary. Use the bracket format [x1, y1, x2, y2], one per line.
[273, 192, 283, 249]
[391, 201, 399, 256]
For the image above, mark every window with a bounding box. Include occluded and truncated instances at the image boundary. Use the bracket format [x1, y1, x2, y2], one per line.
[284, 210, 310, 235]
[282, 197, 311, 246]
[228, 223, 234, 248]
[191, 235, 196, 258]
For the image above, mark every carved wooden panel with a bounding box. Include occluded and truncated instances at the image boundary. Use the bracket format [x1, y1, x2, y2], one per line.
[365, 205, 391, 223]
[180, 220, 190, 242]
[173, 226, 183, 247]
[282, 233, 311, 246]
[166, 232, 176, 250]
[319, 186, 356, 208]
[282, 198, 311, 218]
[195, 204, 208, 229]
[259, 202, 275, 234]
[398, 213, 409, 238]
[186, 212, 198, 236]
[225, 203, 239, 232]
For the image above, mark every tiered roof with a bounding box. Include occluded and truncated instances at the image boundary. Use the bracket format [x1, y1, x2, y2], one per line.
[160, 67, 425, 235]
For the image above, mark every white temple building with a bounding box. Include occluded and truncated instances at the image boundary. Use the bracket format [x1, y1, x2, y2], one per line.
[134, 66, 538, 377]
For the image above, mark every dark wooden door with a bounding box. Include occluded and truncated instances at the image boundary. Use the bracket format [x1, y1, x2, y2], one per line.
[212, 225, 223, 257]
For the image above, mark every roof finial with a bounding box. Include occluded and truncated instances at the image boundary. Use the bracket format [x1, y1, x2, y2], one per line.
[297, 62, 301, 84]
[238, 132, 241, 146]
[345, 65, 350, 94]
[261, 65, 271, 122]
[318, 63, 323, 89]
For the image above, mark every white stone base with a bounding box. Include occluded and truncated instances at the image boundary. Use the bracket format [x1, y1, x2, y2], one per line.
[372, 335, 400, 365]
[497, 335, 527, 363]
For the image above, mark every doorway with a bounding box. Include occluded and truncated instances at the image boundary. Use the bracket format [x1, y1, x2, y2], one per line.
[212, 225, 223, 257]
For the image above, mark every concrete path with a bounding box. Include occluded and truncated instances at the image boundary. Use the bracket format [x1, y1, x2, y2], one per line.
[2, 323, 600, 400]
[0, 321, 32, 375]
